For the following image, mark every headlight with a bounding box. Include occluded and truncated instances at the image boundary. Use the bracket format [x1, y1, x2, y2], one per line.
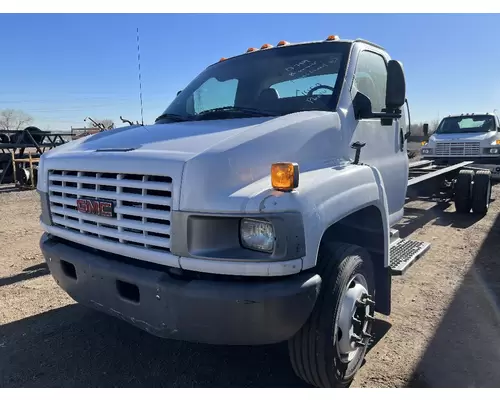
[240, 218, 275, 253]
[421, 148, 432, 155]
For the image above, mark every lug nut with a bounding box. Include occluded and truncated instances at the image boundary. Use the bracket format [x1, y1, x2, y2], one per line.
[365, 298, 376, 306]
[351, 333, 362, 342]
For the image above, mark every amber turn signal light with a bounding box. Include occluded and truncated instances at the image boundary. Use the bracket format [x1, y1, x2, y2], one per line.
[271, 162, 299, 192]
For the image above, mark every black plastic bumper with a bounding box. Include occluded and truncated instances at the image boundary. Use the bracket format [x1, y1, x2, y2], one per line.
[40, 233, 321, 345]
[422, 156, 500, 167]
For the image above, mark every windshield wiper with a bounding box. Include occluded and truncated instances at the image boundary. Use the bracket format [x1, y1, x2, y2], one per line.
[155, 113, 192, 123]
[195, 106, 279, 119]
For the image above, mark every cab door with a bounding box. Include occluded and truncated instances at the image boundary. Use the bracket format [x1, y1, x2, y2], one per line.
[349, 49, 409, 226]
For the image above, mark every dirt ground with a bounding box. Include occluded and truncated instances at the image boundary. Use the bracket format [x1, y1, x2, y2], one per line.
[1, 183, 500, 388]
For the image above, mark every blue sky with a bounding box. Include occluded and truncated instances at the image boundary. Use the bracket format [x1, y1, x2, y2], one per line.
[1, 13, 499, 130]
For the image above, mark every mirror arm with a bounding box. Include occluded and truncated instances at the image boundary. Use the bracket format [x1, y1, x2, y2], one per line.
[369, 111, 402, 119]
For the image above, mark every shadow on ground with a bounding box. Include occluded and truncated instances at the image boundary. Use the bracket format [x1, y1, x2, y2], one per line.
[0, 282, 392, 388]
[0, 184, 21, 194]
[396, 192, 499, 237]
[0, 263, 49, 288]
[407, 208, 500, 387]
[0, 302, 311, 387]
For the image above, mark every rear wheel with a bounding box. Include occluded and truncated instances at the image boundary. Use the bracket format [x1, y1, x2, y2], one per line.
[471, 170, 491, 216]
[0, 133, 10, 144]
[454, 169, 474, 214]
[288, 242, 375, 388]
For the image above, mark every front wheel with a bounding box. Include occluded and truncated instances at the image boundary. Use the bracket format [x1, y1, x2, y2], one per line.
[288, 242, 375, 388]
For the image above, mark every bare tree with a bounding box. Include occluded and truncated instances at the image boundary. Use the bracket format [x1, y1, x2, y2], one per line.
[85, 117, 115, 131]
[410, 118, 441, 137]
[429, 118, 441, 132]
[0, 109, 34, 130]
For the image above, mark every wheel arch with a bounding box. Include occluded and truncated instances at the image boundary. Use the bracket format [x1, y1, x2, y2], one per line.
[314, 202, 392, 315]
[309, 163, 392, 315]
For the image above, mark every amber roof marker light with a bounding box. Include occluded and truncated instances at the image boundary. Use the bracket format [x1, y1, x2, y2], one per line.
[271, 162, 299, 192]
[261, 43, 274, 49]
[277, 40, 290, 46]
[326, 35, 340, 41]
[246, 47, 258, 53]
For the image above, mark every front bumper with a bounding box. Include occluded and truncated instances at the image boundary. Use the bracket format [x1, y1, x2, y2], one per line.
[40, 233, 321, 345]
[421, 156, 500, 178]
[421, 155, 500, 165]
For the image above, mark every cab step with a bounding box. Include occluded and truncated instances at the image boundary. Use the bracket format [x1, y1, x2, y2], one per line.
[390, 228, 400, 245]
[389, 237, 430, 275]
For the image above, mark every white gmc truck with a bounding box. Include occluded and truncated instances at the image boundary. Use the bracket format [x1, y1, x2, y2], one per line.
[36, 36, 492, 387]
[421, 113, 500, 180]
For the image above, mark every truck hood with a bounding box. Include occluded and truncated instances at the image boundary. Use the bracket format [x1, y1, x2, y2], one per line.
[430, 131, 496, 142]
[40, 111, 345, 212]
[47, 118, 276, 159]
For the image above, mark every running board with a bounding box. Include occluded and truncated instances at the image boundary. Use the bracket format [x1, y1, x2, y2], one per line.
[389, 238, 430, 275]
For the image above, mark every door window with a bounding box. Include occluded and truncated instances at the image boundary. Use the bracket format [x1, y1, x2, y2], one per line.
[353, 51, 388, 113]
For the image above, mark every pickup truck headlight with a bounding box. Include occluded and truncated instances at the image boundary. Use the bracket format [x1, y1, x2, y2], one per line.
[421, 148, 432, 155]
[240, 218, 275, 253]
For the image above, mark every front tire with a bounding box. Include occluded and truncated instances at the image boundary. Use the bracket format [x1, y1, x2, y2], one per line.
[288, 242, 375, 388]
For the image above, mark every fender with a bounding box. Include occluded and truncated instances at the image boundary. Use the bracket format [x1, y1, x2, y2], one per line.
[244, 162, 390, 271]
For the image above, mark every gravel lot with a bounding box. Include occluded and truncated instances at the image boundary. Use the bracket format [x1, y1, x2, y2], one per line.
[1, 183, 500, 388]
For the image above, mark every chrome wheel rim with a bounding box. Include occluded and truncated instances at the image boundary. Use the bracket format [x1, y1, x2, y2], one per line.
[336, 273, 374, 362]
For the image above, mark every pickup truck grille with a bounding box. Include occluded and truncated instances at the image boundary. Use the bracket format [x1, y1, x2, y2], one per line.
[48, 170, 172, 254]
[435, 142, 480, 156]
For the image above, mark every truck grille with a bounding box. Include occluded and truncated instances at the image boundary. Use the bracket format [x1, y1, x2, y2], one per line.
[435, 142, 480, 157]
[48, 170, 172, 254]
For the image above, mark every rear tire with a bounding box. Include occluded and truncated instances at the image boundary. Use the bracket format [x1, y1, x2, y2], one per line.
[454, 169, 474, 214]
[0, 133, 10, 144]
[471, 170, 491, 216]
[288, 242, 375, 388]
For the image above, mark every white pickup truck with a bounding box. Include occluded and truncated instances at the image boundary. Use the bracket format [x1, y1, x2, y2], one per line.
[36, 36, 492, 387]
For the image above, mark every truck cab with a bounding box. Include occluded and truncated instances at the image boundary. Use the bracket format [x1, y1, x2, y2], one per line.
[421, 113, 500, 179]
[38, 36, 414, 387]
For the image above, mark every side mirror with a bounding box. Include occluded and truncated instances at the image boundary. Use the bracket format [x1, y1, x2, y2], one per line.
[385, 60, 406, 110]
[423, 123, 429, 136]
[176, 90, 182, 96]
[353, 92, 373, 120]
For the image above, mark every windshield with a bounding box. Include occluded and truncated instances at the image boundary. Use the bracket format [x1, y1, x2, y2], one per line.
[156, 42, 350, 123]
[435, 115, 497, 134]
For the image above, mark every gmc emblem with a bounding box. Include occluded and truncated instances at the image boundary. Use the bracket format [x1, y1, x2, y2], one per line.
[76, 198, 114, 218]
